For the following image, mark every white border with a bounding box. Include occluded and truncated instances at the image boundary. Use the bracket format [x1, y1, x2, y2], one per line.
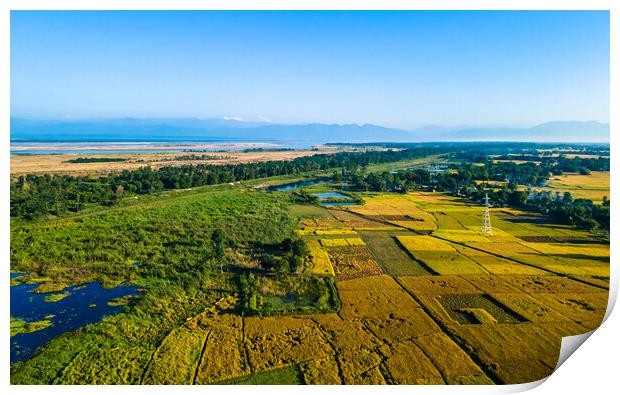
[1, 2, 617, 394]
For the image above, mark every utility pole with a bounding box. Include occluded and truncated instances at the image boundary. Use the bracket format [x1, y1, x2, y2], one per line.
[482, 193, 493, 237]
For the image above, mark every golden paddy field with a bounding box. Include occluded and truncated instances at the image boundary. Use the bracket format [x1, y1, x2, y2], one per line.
[511, 171, 609, 203]
[543, 171, 610, 202]
[53, 191, 608, 385]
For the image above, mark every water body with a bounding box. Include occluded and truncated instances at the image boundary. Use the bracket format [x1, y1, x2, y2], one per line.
[10, 139, 317, 155]
[11, 278, 140, 363]
[320, 201, 360, 207]
[312, 192, 360, 207]
[313, 192, 350, 199]
[12, 148, 190, 155]
[269, 179, 331, 192]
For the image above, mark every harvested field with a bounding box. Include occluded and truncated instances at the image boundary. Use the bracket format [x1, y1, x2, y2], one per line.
[325, 245, 384, 280]
[243, 316, 332, 372]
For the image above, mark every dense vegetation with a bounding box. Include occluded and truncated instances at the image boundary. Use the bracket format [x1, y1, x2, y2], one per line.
[11, 188, 294, 279]
[10, 187, 333, 382]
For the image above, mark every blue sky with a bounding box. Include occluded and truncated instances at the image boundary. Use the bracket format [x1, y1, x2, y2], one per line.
[10, 11, 609, 129]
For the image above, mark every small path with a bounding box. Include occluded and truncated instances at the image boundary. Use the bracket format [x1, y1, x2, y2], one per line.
[192, 330, 212, 384]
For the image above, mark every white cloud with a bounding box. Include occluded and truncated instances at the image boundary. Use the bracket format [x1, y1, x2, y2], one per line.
[223, 116, 245, 122]
[258, 116, 272, 123]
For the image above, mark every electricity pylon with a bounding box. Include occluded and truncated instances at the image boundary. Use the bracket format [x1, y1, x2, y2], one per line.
[482, 193, 493, 237]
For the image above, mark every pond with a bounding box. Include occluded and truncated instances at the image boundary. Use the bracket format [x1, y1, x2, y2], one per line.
[320, 201, 360, 207]
[10, 276, 141, 363]
[268, 179, 331, 191]
[313, 192, 350, 199]
[312, 192, 360, 207]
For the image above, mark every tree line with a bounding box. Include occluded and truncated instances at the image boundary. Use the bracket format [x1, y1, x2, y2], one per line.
[11, 146, 448, 220]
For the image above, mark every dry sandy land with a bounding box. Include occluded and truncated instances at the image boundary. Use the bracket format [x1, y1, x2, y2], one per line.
[10, 144, 342, 176]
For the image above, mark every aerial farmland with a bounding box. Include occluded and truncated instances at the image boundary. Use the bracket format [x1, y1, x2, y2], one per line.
[10, 144, 609, 384]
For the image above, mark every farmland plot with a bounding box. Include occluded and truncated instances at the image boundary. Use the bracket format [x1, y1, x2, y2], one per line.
[359, 231, 431, 275]
[305, 240, 335, 276]
[325, 245, 384, 280]
[396, 236, 487, 275]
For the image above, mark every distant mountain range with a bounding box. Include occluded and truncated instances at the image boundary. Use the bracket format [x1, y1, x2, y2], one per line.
[10, 117, 610, 144]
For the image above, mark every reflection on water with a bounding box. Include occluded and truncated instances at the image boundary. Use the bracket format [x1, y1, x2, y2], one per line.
[269, 179, 331, 191]
[320, 201, 360, 206]
[312, 192, 359, 207]
[11, 278, 140, 363]
[313, 192, 350, 199]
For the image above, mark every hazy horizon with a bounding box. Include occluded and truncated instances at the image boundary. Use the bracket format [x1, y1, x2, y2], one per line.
[9, 115, 610, 130]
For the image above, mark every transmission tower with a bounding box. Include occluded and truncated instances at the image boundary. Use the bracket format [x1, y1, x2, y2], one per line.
[482, 193, 493, 237]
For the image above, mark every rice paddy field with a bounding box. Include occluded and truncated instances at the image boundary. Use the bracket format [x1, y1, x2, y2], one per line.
[286, 191, 609, 384]
[11, 188, 610, 385]
[535, 171, 610, 203]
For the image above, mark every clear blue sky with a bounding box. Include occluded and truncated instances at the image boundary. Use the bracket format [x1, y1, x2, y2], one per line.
[11, 10, 609, 129]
